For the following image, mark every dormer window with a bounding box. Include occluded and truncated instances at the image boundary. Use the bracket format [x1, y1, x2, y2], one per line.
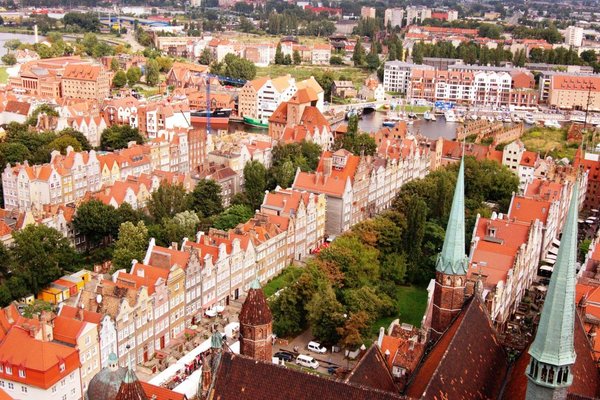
[18, 369, 25, 378]
[5, 366, 11, 375]
[59, 362, 65, 373]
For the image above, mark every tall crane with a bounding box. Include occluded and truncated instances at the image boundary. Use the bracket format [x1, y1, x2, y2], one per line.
[192, 72, 247, 135]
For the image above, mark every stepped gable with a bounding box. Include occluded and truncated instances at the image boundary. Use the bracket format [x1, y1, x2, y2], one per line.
[405, 296, 509, 399]
[210, 352, 405, 400]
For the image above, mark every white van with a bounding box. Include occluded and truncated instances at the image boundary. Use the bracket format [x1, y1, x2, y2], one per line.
[296, 354, 319, 369]
[307, 341, 327, 354]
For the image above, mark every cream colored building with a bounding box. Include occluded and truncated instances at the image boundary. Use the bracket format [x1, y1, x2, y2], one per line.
[547, 74, 600, 111]
[61, 64, 111, 101]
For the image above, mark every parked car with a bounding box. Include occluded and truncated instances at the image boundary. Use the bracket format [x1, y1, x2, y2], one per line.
[296, 354, 319, 369]
[274, 351, 295, 362]
[307, 341, 327, 354]
[327, 365, 340, 375]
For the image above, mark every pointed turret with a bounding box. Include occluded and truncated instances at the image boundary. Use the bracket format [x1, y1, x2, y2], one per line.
[239, 279, 273, 361]
[430, 158, 468, 341]
[436, 158, 468, 275]
[526, 182, 579, 400]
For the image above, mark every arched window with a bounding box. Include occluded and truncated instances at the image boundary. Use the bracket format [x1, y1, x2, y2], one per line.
[541, 365, 548, 382]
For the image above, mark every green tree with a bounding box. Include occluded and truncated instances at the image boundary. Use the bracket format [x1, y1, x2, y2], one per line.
[293, 49, 302, 65]
[283, 54, 292, 65]
[73, 200, 118, 248]
[145, 58, 160, 86]
[199, 48, 213, 65]
[48, 135, 82, 154]
[336, 311, 370, 349]
[189, 179, 224, 217]
[306, 285, 345, 345]
[275, 42, 284, 64]
[412, 42, 424, 64]
[100, 125, 144, 150]
[478, 23, 503, 39]
[147, 183, 189, 222]
[11, 225, 79, 295]
[112, 221, 148, 272]
[352, 38, 366, 67]
[3, 39, 20, 51]
[126, 66, 142, 86]
[0, 142, 31, 166]
[110, 58, 120, 72]
[243, 161, 268, 210]
[1, 53, 16, 65]
[113, 70, 127, 88]
[213, 204, 254, 230]
[330, 55, 343, 65]
[366, 52, 380, 71]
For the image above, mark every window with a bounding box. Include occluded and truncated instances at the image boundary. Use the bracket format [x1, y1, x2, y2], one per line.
[5, 367, 11, 375]
[7, 383, 13, 390]
[18, 370, 25, 378]
[59, 363, 65, 373]
[21, 386, 27, 393]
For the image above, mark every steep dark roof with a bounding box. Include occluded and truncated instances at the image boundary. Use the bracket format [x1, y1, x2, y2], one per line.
[405, 296, 509, 399]
[211, 352, 405, 400]
[115, 368, 148, 400]
[346, 345, 399, 394]
[501, 314, 600, 400]
[239, 286, 272, 326]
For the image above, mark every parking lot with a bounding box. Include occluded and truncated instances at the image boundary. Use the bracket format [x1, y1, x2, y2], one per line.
[272, 329, 357, 375]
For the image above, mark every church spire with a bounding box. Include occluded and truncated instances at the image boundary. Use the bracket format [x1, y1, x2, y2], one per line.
[526, 181, 579, 399]
[429, 158, 468, 341]
[436, 157, 468, 275]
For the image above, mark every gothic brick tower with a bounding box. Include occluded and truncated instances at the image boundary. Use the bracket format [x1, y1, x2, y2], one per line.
[430, 158, 468, 342]
[239, 279, 273, 361]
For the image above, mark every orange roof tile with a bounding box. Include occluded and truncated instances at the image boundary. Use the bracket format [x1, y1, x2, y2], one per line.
[53, 315, 85, 345]
[509, 196, 551, 225]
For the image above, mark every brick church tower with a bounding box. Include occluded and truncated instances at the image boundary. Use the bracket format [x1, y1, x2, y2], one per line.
[239, 279, 273, 361]
[430, 158, 468, 341]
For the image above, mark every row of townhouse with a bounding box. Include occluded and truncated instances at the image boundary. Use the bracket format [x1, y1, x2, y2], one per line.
[383, 61, 538, 107]
[464, 172, 587, 331]
[74, 186, 326, 372]
[407, 68, 538, 108]
[2, 137, 191, 211]
[292, 138, 430, 236]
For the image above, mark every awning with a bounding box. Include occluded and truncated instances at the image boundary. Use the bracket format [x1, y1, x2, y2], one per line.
[552, 238, 561, 247]
[540, 265, 554, 272]
[545, 253, 557, 261]
[542, 258, 556, 265]
[548, 247, 559, 255]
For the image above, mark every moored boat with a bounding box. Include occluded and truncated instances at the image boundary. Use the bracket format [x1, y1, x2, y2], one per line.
[243, 116, 269, 128]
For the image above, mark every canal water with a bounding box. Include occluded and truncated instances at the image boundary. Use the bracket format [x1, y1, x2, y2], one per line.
[211, 111, 457, 141]
[0, 32, 44, 56]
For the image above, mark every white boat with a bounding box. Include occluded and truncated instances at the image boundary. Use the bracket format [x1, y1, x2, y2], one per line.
[423, 111, 433, 121]
[486, 116, 494, 122]
[512, 116, 522, 123]
[430, 113, 437, 121]
[503, 115, 512, 123]
[544, 119, 561, 129]
[444, 110, 458, 123]
[496, 115, 504, 122]
[469, 114, 478, 121]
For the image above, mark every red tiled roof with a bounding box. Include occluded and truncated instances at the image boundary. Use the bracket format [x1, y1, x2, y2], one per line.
[405, 296, 509, 399]
[53, 315, 85, 345]
[501, 314, 600, 399]
[509, 196, 551, 225]
[139, 381, 186, 400]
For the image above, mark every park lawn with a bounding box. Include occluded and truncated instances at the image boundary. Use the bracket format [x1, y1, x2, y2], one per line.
[263, 265, 304, 298]
[404, 105, 432, 114]
[256, 64, 368, 87]
[370, 285, 428, 337]
[520, 126, 578, 161]
[0, 68, 8, 84]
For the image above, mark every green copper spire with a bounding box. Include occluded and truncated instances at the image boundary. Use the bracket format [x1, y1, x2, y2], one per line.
[529, 181, 579, 367]
[436, 158, 468, 275]
[250, 278, 261, 290]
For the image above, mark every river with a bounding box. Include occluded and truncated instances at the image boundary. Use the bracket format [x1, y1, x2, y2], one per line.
[0, 32, 43, 56]
[209, 111, 458, 141]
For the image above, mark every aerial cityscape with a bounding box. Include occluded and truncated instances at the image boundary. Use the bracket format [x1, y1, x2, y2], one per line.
[0, 0, 597, 399]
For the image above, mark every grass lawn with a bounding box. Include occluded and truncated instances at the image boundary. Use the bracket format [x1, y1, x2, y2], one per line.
[0, 68, 8, 84]
[520, 126, 578, 161]
[370, 285, 428, 337]
[403, 105, 432, 114]
[263, 265, 304, 298]
[256, 64, 368, 87]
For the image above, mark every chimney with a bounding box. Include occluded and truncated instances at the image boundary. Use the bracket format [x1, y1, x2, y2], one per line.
[323, 156, 333, 177]
[170, 242, 178, 251]
[377, 327, 385, 347]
